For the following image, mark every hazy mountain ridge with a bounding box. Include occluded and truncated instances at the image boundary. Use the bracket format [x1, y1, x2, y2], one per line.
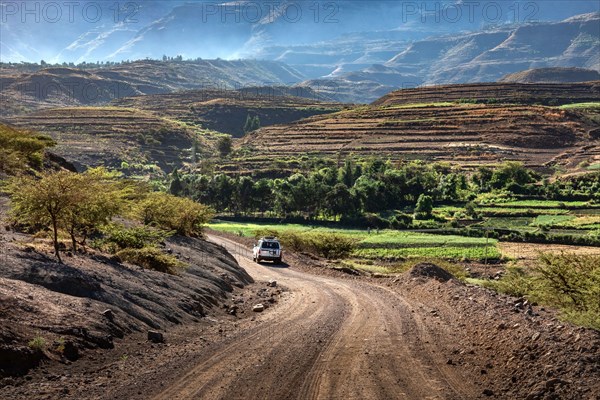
[0, 59, 305, 114]
[312, 12, 600, 103]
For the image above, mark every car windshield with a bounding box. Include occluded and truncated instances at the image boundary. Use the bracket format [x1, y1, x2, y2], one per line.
[261, 242, 279, 249]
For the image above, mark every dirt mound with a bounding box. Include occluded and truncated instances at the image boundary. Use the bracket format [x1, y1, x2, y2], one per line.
[409, 263, 454, 282]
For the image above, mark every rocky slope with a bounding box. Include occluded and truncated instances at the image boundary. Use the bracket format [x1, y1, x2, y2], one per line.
[0, 197, 253, 380]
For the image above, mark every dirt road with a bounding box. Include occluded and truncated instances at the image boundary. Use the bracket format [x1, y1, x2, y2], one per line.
[153, 235, 477, 400]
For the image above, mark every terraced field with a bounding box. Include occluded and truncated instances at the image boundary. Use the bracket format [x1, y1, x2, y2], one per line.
[372, 82, 600, 107]
[5, 107, 215, 173]
[240, 102, 600, 169]
[112, 89, 344, 137]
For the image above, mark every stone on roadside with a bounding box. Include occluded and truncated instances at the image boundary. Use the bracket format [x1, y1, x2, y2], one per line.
[253, 304, 265, 312]
[148, 330, 164, 343]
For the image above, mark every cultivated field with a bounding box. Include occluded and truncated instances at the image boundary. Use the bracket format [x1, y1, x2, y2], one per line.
[112, 89, 344, 137]
[208, 221, 501, 262]
[6, 107, 215, 174]
[240, 102, 600, 171]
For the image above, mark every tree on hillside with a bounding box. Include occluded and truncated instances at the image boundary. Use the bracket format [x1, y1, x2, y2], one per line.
[169, 168, 183, 196]
[414, 194, 433, 220]
[217, 136, 233, 157]
[5, 169, 122, 262]
[243, 114, 261, 133]
[62, 168, 124, 251]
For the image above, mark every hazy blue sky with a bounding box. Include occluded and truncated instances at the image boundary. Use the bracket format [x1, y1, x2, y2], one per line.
[1, 1, 598, 63]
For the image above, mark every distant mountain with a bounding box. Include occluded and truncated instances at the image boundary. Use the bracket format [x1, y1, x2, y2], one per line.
[2, 2, 599, 104]
[2, 1, 598, 67]
[305, 13, 600, 103]
[500, 67, 600, 83]
[0, 60, 305, 114]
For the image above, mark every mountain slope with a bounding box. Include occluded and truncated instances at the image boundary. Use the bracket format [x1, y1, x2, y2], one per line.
[501, 67, 600, 83]
[240, 83, 600, 170]
[111, 89, 344, 138]
[306, 13, 600, 103]
[5, 107, 213, 173]
[0, 60, 305, 115]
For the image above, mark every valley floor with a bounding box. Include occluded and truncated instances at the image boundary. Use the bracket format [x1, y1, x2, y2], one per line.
[3, 233, 599, 400]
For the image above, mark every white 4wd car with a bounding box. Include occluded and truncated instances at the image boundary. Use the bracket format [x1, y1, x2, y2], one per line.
[253, 237, 282, 264]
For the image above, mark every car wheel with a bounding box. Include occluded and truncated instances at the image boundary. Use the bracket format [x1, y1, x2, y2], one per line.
[275, 258, 281, 264]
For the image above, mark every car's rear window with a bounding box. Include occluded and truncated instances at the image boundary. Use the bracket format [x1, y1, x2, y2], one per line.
[261, 241, 280, 249]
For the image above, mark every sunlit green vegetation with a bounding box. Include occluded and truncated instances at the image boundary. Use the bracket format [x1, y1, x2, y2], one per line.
[3, 168, 212, 271]
[483, 253, 600, 329]
[209, 221, 500, 262]
[559, 102, 600, 109]
[0, 124, 55, 174]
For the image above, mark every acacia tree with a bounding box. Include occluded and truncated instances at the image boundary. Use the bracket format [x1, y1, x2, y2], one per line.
[62, 168, 124, 251]
[5, 169, 123, 262]
[7, 171, 84, 262]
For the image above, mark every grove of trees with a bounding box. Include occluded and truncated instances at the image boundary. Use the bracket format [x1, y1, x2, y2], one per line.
[4, 168, 213, 264]
[170, 160, 569, 220]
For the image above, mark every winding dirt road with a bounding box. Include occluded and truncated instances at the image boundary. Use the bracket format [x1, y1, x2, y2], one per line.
[152, 235, 477, 400]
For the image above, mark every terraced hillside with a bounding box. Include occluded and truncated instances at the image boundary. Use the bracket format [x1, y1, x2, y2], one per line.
[240, 101, 600, 170]
[372, 82, 600, 107]
[112, 89, 345, 137]
[500, 68, 600, 84]
[5, 107, 215, 174]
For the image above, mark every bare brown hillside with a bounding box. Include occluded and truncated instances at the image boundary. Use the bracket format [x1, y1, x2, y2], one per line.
[500, 68, 600, 84]
[0, 196, 253, 383]
[0, 60, 306, 116]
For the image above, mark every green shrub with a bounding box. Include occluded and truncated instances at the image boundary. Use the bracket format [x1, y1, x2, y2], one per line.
[253, 229, 357, 259]
[286, 232, 356, 259]
[533, 253, 600, 329]
[95, 225, 170, 253]
[137, 192, 214, 236]
[116, 247, 184, 274]
[485, 266, 538, 298]
[486, 254, 600, 329]
[28, 336, 47, 352]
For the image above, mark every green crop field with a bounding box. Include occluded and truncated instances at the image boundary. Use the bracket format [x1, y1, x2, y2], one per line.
[486, 200, 592, 208]
[476, 207, 571, 216]
[559, 102, 600, 110]
[533, 215, 576, 226]
[353, 245, 500, 261]
[208, 221, 500, 262]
